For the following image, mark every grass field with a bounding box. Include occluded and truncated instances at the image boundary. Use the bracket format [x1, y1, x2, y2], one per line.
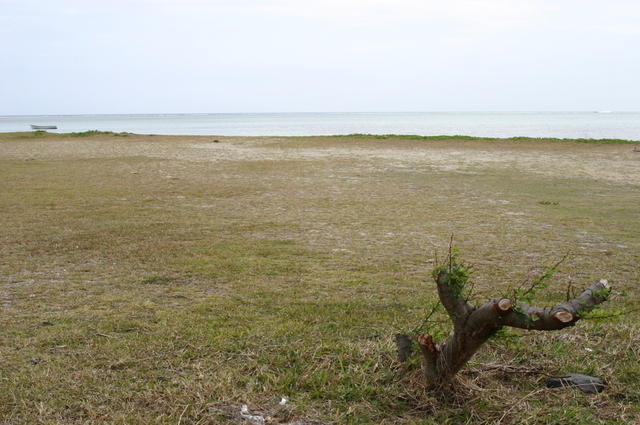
[1, 132, 639, 424]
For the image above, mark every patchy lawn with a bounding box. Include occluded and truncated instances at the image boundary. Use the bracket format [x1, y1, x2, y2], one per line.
[1, 132, 639, 424]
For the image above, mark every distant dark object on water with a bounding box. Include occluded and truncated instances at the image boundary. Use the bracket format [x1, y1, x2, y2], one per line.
[546, 373, 606, 394]
[31, 125, 57, 130]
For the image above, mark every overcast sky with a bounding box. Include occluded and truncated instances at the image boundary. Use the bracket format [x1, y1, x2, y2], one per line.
[1, 0, 639, 115]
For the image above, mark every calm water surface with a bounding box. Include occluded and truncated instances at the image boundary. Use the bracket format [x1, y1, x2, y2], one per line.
[1, 112, 639, 140]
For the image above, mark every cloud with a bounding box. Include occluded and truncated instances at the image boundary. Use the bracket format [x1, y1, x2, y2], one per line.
[1, 0, 639, 114]
[182, 0, 549, 31]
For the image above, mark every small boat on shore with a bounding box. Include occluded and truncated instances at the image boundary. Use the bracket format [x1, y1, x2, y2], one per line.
[31, 124, 57, 130]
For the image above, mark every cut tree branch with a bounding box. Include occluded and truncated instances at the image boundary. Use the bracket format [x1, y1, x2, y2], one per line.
[414, 255, 611, 389]
[434, 270, 473, 325]
[500, 279, 611, 331]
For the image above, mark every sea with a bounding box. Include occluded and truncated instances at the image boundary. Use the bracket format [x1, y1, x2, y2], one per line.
[1, 112, 639, 140]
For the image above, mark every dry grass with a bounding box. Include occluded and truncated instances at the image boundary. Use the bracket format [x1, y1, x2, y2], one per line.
[1, 132, 639, 424]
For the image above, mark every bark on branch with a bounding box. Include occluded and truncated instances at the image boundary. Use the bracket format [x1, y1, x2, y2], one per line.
[499, 280, 610, 330]
[435, 270, 473, 326]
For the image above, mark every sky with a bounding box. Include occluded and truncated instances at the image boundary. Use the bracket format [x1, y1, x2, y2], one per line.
[1, 0, 639, 115]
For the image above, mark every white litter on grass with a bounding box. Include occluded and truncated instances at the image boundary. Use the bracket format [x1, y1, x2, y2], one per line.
[279, 397, 288, 405]
[240, 405, 265, 425]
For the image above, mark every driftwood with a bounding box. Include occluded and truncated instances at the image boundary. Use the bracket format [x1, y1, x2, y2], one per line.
[402, 254, 611, 388]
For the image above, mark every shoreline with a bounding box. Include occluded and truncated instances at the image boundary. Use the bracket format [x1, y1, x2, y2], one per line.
[2, 131, 640, 144]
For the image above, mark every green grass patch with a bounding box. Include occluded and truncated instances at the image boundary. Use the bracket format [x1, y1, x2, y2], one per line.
[8, 130, 51, 139]
[337, 133, 640, 144]
[139, 275, 173, 285]
[69, 130, 130, 137]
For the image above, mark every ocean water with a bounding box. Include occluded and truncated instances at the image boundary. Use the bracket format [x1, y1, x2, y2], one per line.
[1, 112, 639, 140]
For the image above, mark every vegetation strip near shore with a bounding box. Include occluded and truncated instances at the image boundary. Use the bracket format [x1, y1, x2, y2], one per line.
[0, 133, 638, 424]
[342, 133, 640, 144]
[3, 131, 640, 143]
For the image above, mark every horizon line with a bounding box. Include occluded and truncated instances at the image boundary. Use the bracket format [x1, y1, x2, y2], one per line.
[2, 110, 639, 118]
